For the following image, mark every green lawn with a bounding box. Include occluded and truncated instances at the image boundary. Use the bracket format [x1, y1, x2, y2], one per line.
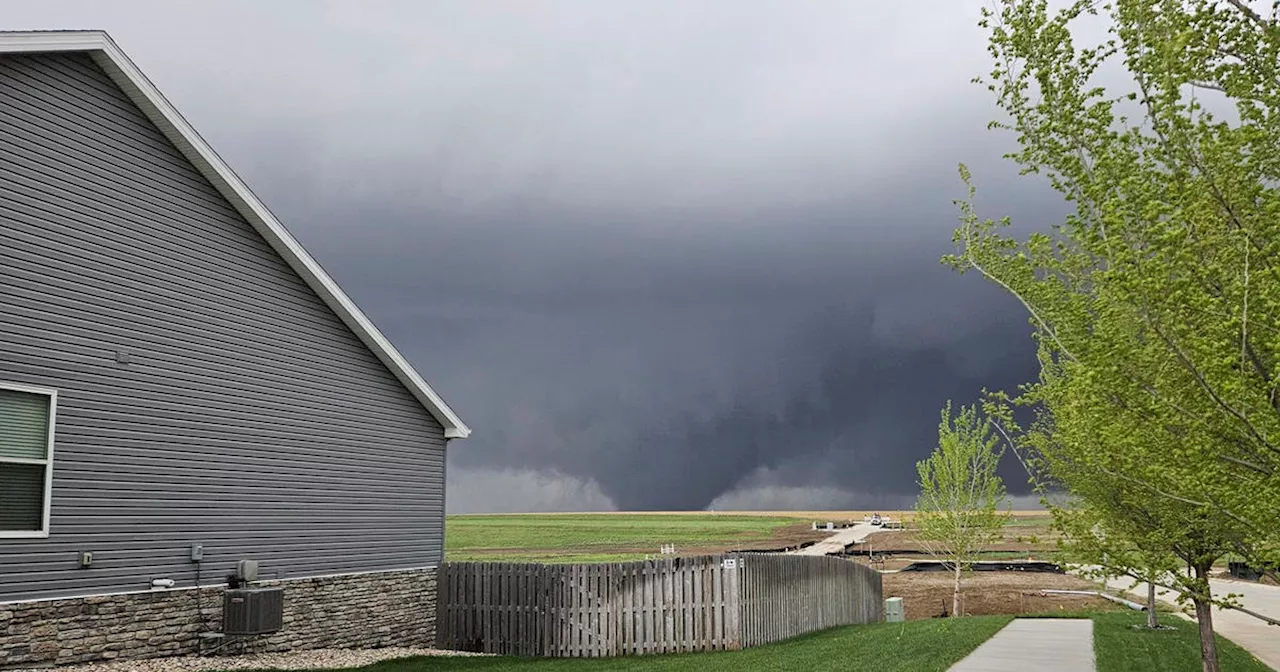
[1091, 611, 1272, 672]
[239, 616, 1014, 672]
[445, 514, 805, 563]
[235, 612, 1273, 672]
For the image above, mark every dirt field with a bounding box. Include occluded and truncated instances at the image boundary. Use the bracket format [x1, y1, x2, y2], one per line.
[863, 516, 1059, 552]
[858, 515, 1061, 570]
[881, 570, 1117, 620]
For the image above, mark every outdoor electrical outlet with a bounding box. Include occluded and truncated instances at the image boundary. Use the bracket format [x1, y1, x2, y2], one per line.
[190, 544, 204, 562]
[78, 551, 93, 568]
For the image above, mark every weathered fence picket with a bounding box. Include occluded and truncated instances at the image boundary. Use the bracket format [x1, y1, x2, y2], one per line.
[436, 553, 882, 657]
[734, 553, 882, 647]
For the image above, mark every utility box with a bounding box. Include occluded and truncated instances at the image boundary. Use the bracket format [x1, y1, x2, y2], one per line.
[223, 587, 284, 635]
[237, 558, 260, 582]
[885, 597, 905, 623]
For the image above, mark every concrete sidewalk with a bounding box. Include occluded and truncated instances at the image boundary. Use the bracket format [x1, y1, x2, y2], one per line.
[948, 619, 1095, 672]
[789, 522, 880, 556]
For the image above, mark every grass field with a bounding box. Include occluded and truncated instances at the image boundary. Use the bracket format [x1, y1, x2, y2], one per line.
[444, 513, 825, 563]
[444, 511, 1052, 564]
[235, 612, 1270, 672]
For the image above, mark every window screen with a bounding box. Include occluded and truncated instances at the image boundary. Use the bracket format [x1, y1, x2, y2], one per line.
[0, 387, 53, 534]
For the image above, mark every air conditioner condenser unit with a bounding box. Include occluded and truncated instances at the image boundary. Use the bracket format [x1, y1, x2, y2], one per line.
[223, 587, 284, 635]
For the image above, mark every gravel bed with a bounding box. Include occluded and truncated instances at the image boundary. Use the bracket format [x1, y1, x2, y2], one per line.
[10, 647, 490, 672]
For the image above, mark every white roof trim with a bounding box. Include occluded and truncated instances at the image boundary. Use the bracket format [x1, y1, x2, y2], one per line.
[0, 31, 471, 439]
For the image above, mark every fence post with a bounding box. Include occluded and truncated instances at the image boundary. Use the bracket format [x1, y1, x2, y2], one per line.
[726, 554, 742, 650]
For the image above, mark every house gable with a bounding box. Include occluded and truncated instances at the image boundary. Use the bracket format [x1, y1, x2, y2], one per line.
[0, 30, 469, 439]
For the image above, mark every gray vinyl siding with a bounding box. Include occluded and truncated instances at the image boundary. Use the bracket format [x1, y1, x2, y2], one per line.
[0, 52, 447, 603]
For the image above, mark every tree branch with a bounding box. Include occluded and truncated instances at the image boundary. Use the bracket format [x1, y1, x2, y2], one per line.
[1219, 453, 1274, 476]
[1145, 316, 1280, 456]
[1190, 80, 1227, 92]
[1224, 602, 1280, 627]
[957, 219, 1082, 363]
[990, 419, 1040, 483]
[1224, 0, 1267, 29]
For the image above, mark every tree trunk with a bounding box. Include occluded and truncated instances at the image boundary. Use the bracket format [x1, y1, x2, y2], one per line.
[952, 561, 962, 617]
[1147, 580, 1158, 629]
[1191, 562, 1220, 672]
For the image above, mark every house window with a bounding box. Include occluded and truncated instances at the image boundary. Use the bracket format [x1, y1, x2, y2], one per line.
[0, 383, 56, 538]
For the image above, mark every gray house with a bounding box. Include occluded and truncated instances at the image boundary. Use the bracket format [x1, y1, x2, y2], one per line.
[0, 31, 469, 666]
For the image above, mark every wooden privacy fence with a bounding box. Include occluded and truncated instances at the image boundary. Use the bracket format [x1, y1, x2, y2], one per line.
[436, 553, 883, 657]
[737, 553, 882, 647]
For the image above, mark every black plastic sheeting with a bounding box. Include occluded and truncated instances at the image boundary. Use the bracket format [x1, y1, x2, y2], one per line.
[1228, 561, 1277, 581]
[897, 560, 1064, 574]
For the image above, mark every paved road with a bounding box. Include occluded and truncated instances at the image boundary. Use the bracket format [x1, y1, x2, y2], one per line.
[789, 523, 880, 556]
[948, 618, 1095, 672]
[1100, 575, 1280, 670]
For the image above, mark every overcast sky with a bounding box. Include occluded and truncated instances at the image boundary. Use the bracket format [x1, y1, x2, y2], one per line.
[4, 1, 1073, 512]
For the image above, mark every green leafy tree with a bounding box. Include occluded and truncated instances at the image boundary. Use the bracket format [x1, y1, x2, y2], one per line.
[954, 1, 1280, 669]
[987, 399, 1237, 634]
[1063, 523, 1173, 630]
[1036, 455, 1195, 631]
[914, 402, 1011, 617]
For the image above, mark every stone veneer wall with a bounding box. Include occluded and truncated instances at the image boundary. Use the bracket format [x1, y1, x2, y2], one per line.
[0, 567, 437, 669]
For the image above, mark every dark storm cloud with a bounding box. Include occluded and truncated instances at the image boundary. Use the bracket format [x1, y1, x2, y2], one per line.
[4, 1, 1072, 511]
[305, 181, 1062, 510]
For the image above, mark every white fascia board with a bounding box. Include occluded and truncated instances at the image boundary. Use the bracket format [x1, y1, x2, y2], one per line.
[0, 31, 106, 54]
[0, 31, 471, 439]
